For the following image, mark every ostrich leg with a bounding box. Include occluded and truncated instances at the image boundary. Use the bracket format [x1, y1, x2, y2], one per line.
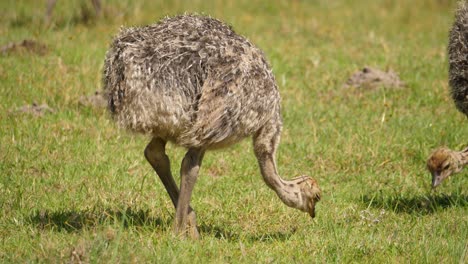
[91, 0, 102, 16]
[144, 137, 200, 238]
[175, 148, 205, 238]
[46, 0, 101, 21]
[45, 0, 57, 22]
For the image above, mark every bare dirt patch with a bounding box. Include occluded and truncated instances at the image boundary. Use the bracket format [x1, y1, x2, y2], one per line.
[12, 102, 55, 117]
[78, 91, 107, 108]
[343, 67, 405, 90]
[1, 39, 48, 56]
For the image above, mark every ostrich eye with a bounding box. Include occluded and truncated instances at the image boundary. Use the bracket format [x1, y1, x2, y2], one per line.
[442, 164, 450, 170]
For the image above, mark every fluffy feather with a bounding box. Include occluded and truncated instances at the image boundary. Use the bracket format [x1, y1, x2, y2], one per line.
[103, 14, 280, 149]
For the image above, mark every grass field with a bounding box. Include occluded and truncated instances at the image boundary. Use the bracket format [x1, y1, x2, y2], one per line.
[1, 0, 467, 262]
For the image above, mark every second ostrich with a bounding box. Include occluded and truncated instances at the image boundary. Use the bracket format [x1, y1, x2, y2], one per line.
[427, 1, 468, 188]
[103, 14, 321, 238]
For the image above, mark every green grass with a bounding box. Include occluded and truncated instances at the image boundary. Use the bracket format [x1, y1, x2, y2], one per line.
[1, 0, 467, 262]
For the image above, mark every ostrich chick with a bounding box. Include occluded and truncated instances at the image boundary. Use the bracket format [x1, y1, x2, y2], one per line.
[103, 14, 321, 238]
[427, 147, 468, 187]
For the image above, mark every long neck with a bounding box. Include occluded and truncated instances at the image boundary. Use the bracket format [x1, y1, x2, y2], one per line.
[457, 146, 468, 167]
[256, 154, 305, 209]
[449, 146, 468, 174]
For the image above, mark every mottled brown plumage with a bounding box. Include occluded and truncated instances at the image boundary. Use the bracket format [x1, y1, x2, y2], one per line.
[449, 0, 468, 117]
[427, 147, 468, 187]
[103, 14, 321, 238]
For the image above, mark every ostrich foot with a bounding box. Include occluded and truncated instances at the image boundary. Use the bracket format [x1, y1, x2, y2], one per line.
[187, 210, 200, 239]
[174, 210, 200, 239]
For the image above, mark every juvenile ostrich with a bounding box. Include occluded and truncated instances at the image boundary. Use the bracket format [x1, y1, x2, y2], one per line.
[427, 147, 468, 187]
[46, 0, 101, 22]
[427, 1, 468, 188]
[103, 14, 321, 238]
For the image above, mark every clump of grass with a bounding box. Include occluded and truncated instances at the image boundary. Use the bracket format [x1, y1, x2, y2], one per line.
[0, 0, 466, 262]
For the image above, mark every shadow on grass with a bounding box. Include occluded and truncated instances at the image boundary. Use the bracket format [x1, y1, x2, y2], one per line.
[199, 224, 294, 242]
[361, 193, 467, 215]
[28, 207, 171, 232]
[30, 208, 296, 241]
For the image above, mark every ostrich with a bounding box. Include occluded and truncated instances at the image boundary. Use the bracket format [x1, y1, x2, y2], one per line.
[427, 147, 468, 187]
[46, 0, 101, 23]
[103, 14, 321, 238]
[427, 1, 468, 188]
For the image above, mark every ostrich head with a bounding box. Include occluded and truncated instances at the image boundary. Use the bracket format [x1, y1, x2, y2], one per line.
[297, 177, 321, 218]
[427, 147, 464, 188]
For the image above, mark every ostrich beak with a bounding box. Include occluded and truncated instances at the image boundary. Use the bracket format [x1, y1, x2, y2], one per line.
[431, 172, 442, 188]
[308, 200, 317, 218]
[309, 207, 316, 218]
